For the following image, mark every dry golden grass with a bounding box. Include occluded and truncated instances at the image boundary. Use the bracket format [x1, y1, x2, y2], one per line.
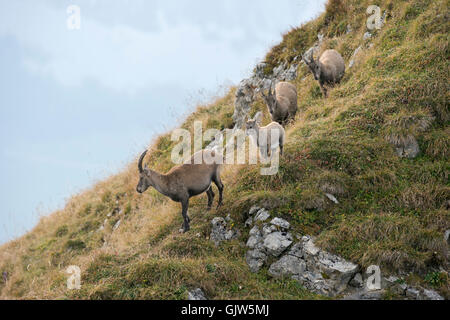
[1, 0, 449, 300]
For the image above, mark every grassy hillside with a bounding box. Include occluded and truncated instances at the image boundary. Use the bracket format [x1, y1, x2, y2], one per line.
[1, 0, 448, 299]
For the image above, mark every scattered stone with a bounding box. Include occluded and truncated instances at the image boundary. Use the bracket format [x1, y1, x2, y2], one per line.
[249, 225, 260, 236]
[422, 289, 444, 301]
[279, 63, 299, 81]
[304, 196, 326, 212]
[233, 79, 256, 129]
[269, 255, 306, 278]
[444, 230, 450, 245]
[302, 236, 320, 256]
[394, 136, 420, 159]
[349, 46, 362, 69]
[113, 219, 121, 231]
[254, 209, 271, 222]
[349, 273, 364, 288]
[316, 251, 359, 293]
[246, 227, 263, 250]
[392, 283, 408, 296]
[270, 218, 290, 230]
[363, 32, 372, 40]
[2, 271, 7, 283]
[406, 287, 420, 299]
[107, 207, 121, 218]
[383, 275, 400, 286]
[245, 217, 253, 228]
[188, 288, 207, 301]
[246, 249, 267, 273]
[346, 24, 353, 34]
[293, 271, 334, 296]
[210, 217, 240, 246]
[287, 242, 305, 259]
[263, 232, 293, 257]
[380, 11, 387, 28]
[98, 220, 107, 232]
[343, 289, 386, 300]
[249, 206, 261, 216]
[262, 223, 277, 237]
[325, 193, 339, 204]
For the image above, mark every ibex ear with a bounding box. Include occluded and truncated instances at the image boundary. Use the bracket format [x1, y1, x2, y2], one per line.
[254, 112, 263, 125]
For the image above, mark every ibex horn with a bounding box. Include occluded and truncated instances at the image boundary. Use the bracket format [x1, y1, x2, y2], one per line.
[138, 150, 148, 173]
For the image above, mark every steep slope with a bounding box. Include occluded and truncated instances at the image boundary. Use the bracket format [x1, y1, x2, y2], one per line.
[0, 0, 448, 299]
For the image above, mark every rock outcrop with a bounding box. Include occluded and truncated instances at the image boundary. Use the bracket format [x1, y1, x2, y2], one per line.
[243, 207, 445, 300]
[210, 217, 240, 246]
[232, 57, 301, 129]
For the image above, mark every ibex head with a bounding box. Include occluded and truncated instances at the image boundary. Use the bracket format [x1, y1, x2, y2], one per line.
[303, 53, 321, 81]
[136, 150, 152, 194]
[261, 85, 276, 115]
[245, 112, 263, 133]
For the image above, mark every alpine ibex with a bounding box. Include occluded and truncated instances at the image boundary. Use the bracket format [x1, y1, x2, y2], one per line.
[261, 81, 298, 125]
[303, 49, 345, 97]
[136, 149, 224, 233]
[245, 112, 285, 158]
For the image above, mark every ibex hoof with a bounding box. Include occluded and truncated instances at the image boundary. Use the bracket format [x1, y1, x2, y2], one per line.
[179, 224, 190, 233]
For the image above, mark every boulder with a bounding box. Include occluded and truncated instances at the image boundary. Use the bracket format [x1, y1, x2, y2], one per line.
[302, 236, 320, 256]
[363, 32, 372, 40]
[325, 193, 339, 204]
[422, 289, 444, 301]
[349, 273, 364, 288]
[406, 287, 420, 299]
[210, 217, 240, 246]
[262, 223, 277, 237]
[270, 217, 291, 230]
[269, 255, 306, 278]
[315, 251, 359, 294]
[343, 289, 386, 300]
[395, 136, 420, 159]
[246, 227, 263, 250]
[246, 249, 267, 273]
[254, 209, 271, 222]
[249, 206, 261, 216]
[263, 232, 293, 257]
[188, 288, 207, 301]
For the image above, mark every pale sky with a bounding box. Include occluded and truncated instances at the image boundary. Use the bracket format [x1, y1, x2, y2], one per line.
[0, 0, 326, 244]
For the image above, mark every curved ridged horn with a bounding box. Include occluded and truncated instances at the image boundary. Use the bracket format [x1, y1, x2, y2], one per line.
[138, 150, 148, 173]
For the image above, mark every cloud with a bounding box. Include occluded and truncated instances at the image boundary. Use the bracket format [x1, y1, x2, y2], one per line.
[0, 1, 325, 94]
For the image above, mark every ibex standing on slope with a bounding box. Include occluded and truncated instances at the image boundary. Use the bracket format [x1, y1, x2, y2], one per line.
[303, 49, 345, 98]
[136, 149, 224, 233]
[245, 112, 285, 159]
[261, 81, 298, 125]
